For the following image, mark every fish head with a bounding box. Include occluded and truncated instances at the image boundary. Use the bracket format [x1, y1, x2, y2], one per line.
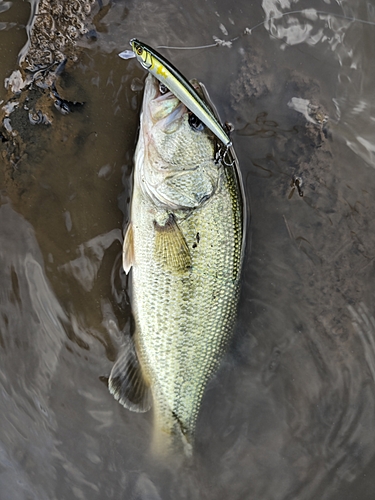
[137, 74, 218, 210]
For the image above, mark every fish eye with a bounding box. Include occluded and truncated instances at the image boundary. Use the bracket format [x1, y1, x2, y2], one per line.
[159, 83, 169, 95]
[188, 113, 204, 131]
[136, 46, 143, 56]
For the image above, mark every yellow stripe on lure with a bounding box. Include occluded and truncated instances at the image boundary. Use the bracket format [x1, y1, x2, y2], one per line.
[130, 38, 232, 148]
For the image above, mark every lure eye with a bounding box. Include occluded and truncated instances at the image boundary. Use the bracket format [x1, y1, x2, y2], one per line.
[159, 83, 169, 95]
[188, 113, 204, 131]
[136, 46, 143, 56]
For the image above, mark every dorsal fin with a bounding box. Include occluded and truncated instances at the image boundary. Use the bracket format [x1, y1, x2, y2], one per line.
[108, 336, 152, 413]
[153, 213, 191, 273]
[122, 223, 134, 274]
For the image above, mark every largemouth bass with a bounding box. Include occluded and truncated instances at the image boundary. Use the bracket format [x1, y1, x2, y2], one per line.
[109, 73, 245, 456]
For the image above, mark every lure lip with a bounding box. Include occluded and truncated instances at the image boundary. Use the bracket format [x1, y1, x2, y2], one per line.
[128, 38, 232, 149]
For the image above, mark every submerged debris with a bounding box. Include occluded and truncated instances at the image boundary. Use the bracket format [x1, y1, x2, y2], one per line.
[4, 70, 30, 94]
[1, 0, 98, 185]
[28, 109, 51, 125]
[289, 175, 304, 198]
[288, 97, 328, 127]
[20, 0, 97, 72]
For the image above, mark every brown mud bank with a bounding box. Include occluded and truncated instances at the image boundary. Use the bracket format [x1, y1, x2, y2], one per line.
[0, 0, 100, 199]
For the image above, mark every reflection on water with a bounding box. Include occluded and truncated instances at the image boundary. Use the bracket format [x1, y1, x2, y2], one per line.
[260, 0, 375, 167]
[1, 0, 375, 498]
[0, 203, 63, 500]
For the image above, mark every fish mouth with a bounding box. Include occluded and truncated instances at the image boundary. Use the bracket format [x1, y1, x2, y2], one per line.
[144, 75, 186, 130]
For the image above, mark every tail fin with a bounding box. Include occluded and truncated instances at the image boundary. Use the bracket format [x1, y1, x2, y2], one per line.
[108, 336, 152, 413]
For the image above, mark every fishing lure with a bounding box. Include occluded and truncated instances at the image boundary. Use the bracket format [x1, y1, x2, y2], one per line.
[127, 38, 232, 149]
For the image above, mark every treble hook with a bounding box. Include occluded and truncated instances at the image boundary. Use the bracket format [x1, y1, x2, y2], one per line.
[215, 143, 235, 167]
[222, 145, 235, 167]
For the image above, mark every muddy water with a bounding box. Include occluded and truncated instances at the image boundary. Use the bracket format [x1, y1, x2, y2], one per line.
[1, 0, 375, 499]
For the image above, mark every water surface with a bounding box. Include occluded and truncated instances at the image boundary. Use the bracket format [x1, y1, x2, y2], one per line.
[1, 0, 375, 498]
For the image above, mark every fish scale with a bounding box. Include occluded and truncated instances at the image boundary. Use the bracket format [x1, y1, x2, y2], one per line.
[132, 168, 242, 453]
[108, 73, 244, 456]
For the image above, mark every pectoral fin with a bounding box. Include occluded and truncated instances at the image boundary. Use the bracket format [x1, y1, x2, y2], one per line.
[154, 214, 191, 273]
[122, 223, 134, 274]
[108, 336, 152, 413]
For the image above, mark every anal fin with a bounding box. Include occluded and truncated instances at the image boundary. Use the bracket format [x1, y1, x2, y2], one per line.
[154, 213, 191, 273]
[108, 336, 152, 413]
